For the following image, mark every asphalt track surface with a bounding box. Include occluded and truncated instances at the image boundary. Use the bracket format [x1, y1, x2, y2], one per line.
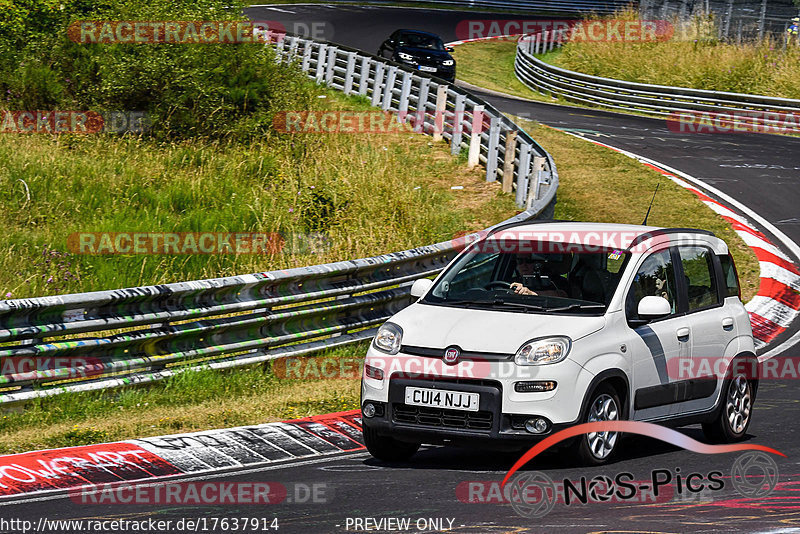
[4, 5, 800, 533]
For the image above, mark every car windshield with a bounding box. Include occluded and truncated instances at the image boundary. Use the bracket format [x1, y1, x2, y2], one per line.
[396, 32, 445, 50]
[422, 243, 629, 314]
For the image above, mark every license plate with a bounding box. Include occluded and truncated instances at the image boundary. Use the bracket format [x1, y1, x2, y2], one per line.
[404, 386, 479, 412]
[418, 65, 437, 72]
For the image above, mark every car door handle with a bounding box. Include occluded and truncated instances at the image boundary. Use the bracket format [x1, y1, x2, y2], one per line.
[722, 317, 735, 330]
[676, 327, 690, 340]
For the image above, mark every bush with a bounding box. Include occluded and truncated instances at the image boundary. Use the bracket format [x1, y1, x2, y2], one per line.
[0, 0, 316, 140]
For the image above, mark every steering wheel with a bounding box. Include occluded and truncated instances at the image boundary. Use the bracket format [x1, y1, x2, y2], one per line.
[485, 281, 512, 290]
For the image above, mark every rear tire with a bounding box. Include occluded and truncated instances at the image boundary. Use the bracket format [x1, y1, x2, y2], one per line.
[702, 371, 753, 443]
[575, 384, 622, 466]
[362, 424, 420, 462]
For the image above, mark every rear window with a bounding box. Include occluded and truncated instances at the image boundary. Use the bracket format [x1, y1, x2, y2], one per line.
[719, 253, 741, 299]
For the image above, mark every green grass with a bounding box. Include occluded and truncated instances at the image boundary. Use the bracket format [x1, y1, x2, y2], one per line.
[453, 40, 548, 101]
[0, 343, 366, 454]
[552, 34, 800, 100]
[0, 87, 516, 299]
[452, 40, 678, 122]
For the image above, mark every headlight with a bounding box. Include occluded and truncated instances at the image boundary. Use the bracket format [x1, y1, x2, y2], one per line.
[442, 59, 454, 66]
[373, 322, 403, 355]
[398, 52, 414, 61]
[515, 337, 571, 366]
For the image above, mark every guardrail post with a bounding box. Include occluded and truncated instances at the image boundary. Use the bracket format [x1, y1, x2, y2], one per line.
[358, 56, 371, 95]
[502, 130, 518, 193]
[344, 52, 357, 94]
[288, 37, 299, 62]
[467, 105, 484, 168]
[315, 44, 328, 82]
[485, 117, 500, 182]
[527, 35, 535, 55]
[414, 77, 431, 133]
[535, 32, 542, 54]
[382, 66, 398, 111]
[325, 46, 338, 85]
[433, 84, 448, 142]
[398, 71, 412, 122]
[302, 41, 312, 72]
[275, 37, 286, 63]
[450, 93, 466, 155]
[530, 156, 547, 204]
[543, 31, 550, 53]
[371, 62, 386, 107]
[515, 142, 532, 208]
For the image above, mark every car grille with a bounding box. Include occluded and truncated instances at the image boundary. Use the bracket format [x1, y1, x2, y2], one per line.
[393, 404, 493, 431]
[417, 56, 440, 67]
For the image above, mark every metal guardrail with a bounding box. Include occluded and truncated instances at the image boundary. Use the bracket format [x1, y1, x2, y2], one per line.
[513, 29, 800, 128]
[0, 32, 559, 405]
[325, 0, 635, 15]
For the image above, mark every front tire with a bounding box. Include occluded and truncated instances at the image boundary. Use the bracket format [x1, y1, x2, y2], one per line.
[702, 373, 753, 443]
[575, 384, 622, 466]
[363, 424, 420, 462]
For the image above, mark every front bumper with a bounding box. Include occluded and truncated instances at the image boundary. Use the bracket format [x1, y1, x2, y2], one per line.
[362, 377, 581, 449]
[361, 339, 595, 448]
[396, 59, 455, 81]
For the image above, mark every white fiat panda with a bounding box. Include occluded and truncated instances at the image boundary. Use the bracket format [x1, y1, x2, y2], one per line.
[360, 222, 757, 465]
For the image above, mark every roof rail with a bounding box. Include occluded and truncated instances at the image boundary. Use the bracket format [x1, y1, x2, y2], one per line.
[627, 228, 715, 249]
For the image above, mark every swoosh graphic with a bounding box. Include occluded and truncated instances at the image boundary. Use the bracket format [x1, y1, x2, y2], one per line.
[501, 421, 785, 487]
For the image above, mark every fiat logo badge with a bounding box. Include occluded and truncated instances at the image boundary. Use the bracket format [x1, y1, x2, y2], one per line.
[444, 346, 460, 365]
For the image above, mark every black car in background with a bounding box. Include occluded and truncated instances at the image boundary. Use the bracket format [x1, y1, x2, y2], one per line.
[377, 29, 456, 82]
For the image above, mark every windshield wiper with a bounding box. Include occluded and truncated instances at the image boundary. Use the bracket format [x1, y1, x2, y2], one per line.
[487, 299, 546, 312]
[545, 303, 606, 312]
[439, 298, 545, 312]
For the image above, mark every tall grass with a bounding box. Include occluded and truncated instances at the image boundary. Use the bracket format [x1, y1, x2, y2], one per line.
[552, 9, 800, 98]
[0, 90, 515, 298]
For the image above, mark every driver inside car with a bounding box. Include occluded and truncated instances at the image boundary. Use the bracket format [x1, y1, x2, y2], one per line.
[509, 254, 570, 297]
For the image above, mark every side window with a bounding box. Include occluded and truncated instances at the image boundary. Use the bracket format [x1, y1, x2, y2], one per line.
[719, 254, 741, 299]
[626, 249, 678, 319]
[679, 246, 720, 311]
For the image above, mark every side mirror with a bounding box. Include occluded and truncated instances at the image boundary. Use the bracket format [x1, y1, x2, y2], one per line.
[410, 278, 433, 298]
[446, 46, 455, 53]
[637, 296, 671, 320]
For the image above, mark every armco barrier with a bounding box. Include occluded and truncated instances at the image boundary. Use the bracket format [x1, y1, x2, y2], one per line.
[313, 0, 634, 15]
[0, 32, 558, 405]
[513, 29, 800, 129]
